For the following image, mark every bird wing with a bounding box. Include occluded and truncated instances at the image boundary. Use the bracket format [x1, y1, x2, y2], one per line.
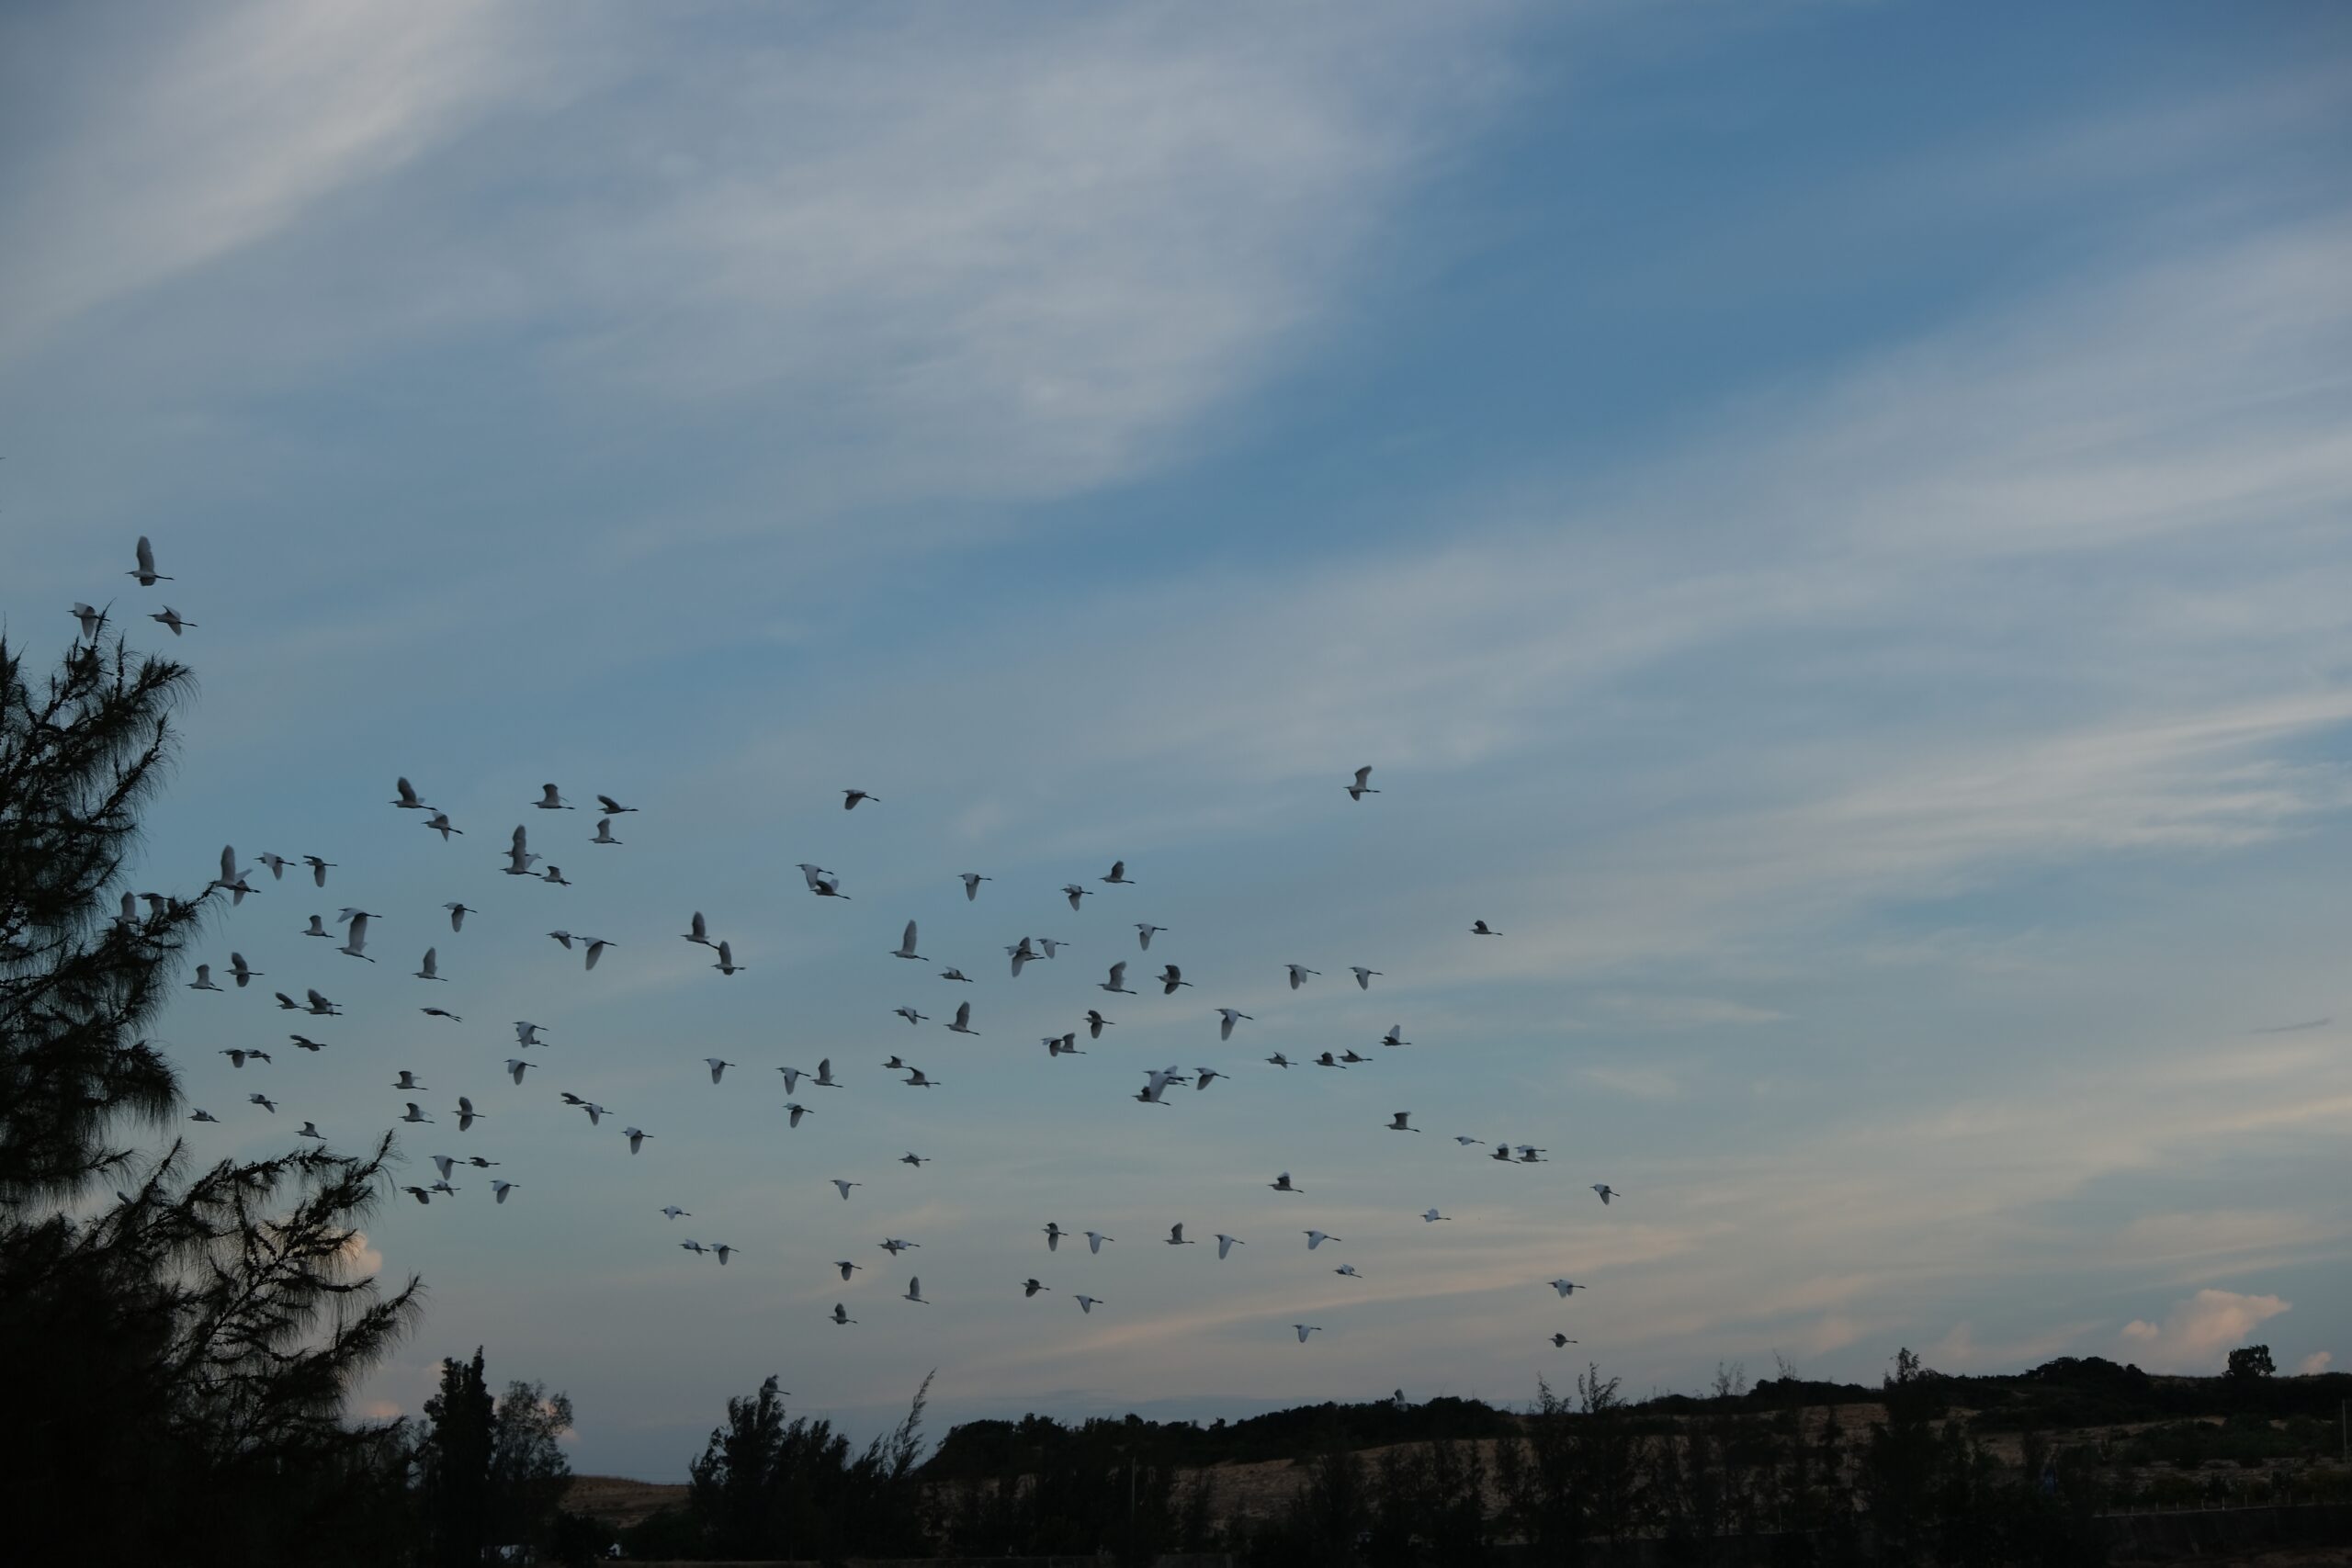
[902, 919, 918, 951]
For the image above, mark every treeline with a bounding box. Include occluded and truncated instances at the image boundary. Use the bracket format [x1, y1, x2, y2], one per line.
[610, 1348, 2352, 1565]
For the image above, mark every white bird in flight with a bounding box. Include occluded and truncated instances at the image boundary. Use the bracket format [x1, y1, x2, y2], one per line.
[945, 1002, 976, 1035]
[1286, 964, 1318, 990]
[444, 901, 472, 931]
[424, 811, 461, 840]
[1061, 884, 1091, 911]
[1136, 923, 1166, 950]
[813, 1058, 840, 1088]
[1424, 1209, 1452, 1223]
[623, 1127, 652, 1155]
[414, 947, 446, 981]
[1085, 1010, 1114, 1038]
[1042, 1223, 1065, 1251]
[784, 1103, 810, 1127]
[1592, 1184, 1619, 1205]
[1084, 1230, 1113, 1255]
[401, 1103, 433, 1124]
[504, 1059, 531, 1084]
[590, 818, 622, 845]
[1471, 919, 1500, 936]
[455, 1097, 482, 1131]
[492, 1181, 516, 1204]
[393, 1070, 428, 1091]
[301, 915, 331, 939]
[129, 536, 172, 585]
[187, 964, 221, 991]
[1102, 859, 1135, 885]
[891, 921, 924, 961]
[1548, 1279, 1586, 1297]
[1216, 1008, 1252, 1041]
[514, 1021, 547, 1047]
[1293, 1324, 1322, 1342]
[1269, 1171, 1302, 1193]
[304, 855, 335, 886]
[1352, 966, 1381, 989]
[1101, 963, 1135, 996]
[390, 777, 430, 811]
[1387, 1111, 1419, 1133]
[150, 606, 196, 637]
[831, 1180, 861, 1200]
[534, 784, 573, 810]
[682, 910, 713, 946]
[960, 874, 990, 900]
[596, 795, 638, 815]
[1305, 1230, 1340, 1250]
[844, 789, 879, 810]
[1166, 1224, 1195, 1247]
[831, 1303, 855, 1325]
[706, 1058, 733, 1084]
[1075, 1295, 1102, 1314]
[1215, 1234, 1241, 1259]
[1346, 765, 1379, 800]
[711, 941, 742, 976]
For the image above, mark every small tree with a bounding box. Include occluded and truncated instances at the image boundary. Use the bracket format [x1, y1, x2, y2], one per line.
[2226, 1344, 2276, 1382]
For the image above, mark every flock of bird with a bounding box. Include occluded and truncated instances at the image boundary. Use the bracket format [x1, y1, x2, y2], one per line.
[84, 536, 1619, 1354]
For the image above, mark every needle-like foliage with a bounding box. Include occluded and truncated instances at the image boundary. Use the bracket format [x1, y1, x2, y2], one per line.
[0, 632, 421, 1565]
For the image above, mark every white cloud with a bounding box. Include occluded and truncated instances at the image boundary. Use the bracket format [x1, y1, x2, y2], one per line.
[2114, 1289, 2292, 1371]
[2297, 1350, 2333, 1376]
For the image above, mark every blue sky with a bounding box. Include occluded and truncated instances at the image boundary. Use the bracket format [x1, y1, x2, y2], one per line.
[4, 1, 2348, 1480]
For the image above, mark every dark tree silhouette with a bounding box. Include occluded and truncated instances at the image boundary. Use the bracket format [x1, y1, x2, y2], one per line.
[679, 1371, 934, 1559]
[2226, 1343, 2276, 1381]
[0, 631, 420, 1566]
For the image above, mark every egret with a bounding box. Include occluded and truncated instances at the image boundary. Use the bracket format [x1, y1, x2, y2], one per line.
[891, 921, 924, 961]
[1265, 1052, 1292, 1068]
[432, 1156, 458, 1183]
[682, 910, 713, 946]
[1075, 1295, 1102, 1314]
[893, 1007, 928, 1026]
[1270, 1171, 1302, 1193]
[129, 536, 172, 585]
[393, 1071, 428, 1091]
[1293, 1324, 1322, 1342]
[706, 1058, 733, 1084]
[1314, 1053, 1344, 1069]
[492, 1181, 516, 1204]
[1387, 1111, 1419, 1133]
[535, 784, 573, 810]
[960, 873, 990, 900]
[1084, 1231, 1113, 1255]
[1305, 1230, 1340, 1250]
[391, 777, 430, 810]
[403, 1187, 431, 1205]
[844, 789, 879, 810]
[1193, 1067, 1224, 1091]
[424, 811, 462, 840]
[1381, 1025, 1410, 1048]
[945, 1002, 977, 1035]
[415, 948, 447, 981]
[337, 913, 376, 963]
[401, 1103, 433, 1124]
[1334, 1264, 1363, 1279]
[1548, 1280, 1586, 1297]
[1286, 964, 1318, 989]
[1517, 1146, 1546, 1164]
[1551, 1334, 1578, 1348]
[712, 941, 743, 976]
[1101, 963, 1135, 996]
[503, 1059, 530, 1084]
[149, 606, 196, 636]
[1216, 1234, 1241, 1259]
[662, 1206, 691, 1221]
[813, 1058, 840, 1088]
[1472, 920, 1500, 935]
[190, 1109, 220, 1123]
[1136, 923, 1166, 950]
[456, 1097, 482, 1132]
[1043, 1224, 1066, 1252]
[623, 1127, 651, 1155]
[1008, 936, 1039, 976]
[879, 1238, 918, 1256]
[248, 1092, 277, 1113]
[290, 1035, 328, 1053]
[831, 1303, 855, 1325]
[904, 1067, 940, 1088]
[1167, 1224, 1195, 1247]
[1454, 1135, 1482, 1146]
[1216, 1008, 1252, 1040]
[420, 1007, 461, 1022]
[1346, 765, 1379, 800]
[1102, 859, 1134, 885]
[219, 1048, 268, 1068]
[1423, 1209, 1452, 1223]
[1352, 966, 1381, 989]
[582, 938, 614, 971]
[71, 603, 107, 640]
[785, 1103, 810, 1127]
[1157, 964, 1191, 995]
[444, 901, 472, 931]
[1061, 884, 1091, 911]
[1592, 1184, 1619, 1205]
[514, 1021, 547, 1046]
[298, 1122, 324, 1141]
[680, 1239, 707, 1256]
[305, 855, 336, 886]
[835, 1261, 863, 1280]
[541, 865, 571, 886]
[831, 1180, 861, 1200]
[187, 965, 221, 992]
[711, 1245, 737, 1266]
[1023, 1279, 1049, 1298]
[590, 818, 622, 845]
[939, 968, 972, 984]
[595, 795, 638, 815]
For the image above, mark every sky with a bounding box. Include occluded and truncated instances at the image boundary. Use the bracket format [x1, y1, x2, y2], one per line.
[4, 0, 2349, 1481]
